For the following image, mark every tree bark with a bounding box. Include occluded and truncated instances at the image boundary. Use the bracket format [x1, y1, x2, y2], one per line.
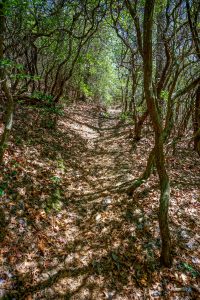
[127, 147, 155, 195]
[134, 109, 149, 141]
[194, 85, 200, 155]
[0, 0, 14, 163]
[143, 0, 172, 267]
[186, 0, 200, 60]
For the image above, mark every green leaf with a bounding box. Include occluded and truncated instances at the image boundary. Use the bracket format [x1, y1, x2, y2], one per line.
[180, 262, 200, 277]
[51, 176, 61, 184]
[0, 188, 4, 196]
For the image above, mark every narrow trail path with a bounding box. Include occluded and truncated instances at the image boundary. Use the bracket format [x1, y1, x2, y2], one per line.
[61, 105, 141, 198]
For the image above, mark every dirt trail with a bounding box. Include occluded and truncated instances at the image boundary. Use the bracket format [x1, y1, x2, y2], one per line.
[59, 105, 138, 197]
[0, 103, 199, 300]
[70, 106, 135, 188]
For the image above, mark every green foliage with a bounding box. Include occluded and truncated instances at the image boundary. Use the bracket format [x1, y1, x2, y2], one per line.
[102, 111, 110, 118]
[0, 59, 23, 70]
[0, 58, 12, 68]
[160, 90, 169, 102]
[0, 58, 40, 82]
[179, 262, 199, 277]
[0, 188, 4, 196]
[120, 112, 132, 122]
[45, 188, 63, 212]
[31, 91, 53, 103]
[50, 176, 61, 184]
[57, 157, 65, 173]
[73, 26, 123, 104]
[80, 82, 93, 98]
[136, 106, 146, 113]
[15, 136, 22, 145]
[30, 91, 64, 120]
[155, 0, 168, 13]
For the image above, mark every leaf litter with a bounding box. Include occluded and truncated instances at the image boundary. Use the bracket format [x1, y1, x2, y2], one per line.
[0, 102, 199, 299]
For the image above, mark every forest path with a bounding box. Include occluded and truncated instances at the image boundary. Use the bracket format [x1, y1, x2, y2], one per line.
[59, 104, 138, 199]
[1, 103, 200, 300]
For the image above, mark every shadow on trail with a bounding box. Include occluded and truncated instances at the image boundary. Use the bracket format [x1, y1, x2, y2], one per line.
[2, 198, 161, 299]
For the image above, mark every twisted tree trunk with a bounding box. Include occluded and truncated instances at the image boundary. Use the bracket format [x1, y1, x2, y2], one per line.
[143, 0, 172, 267]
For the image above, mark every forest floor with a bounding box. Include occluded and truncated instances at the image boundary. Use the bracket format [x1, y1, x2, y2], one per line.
[0, 102, 200, 300]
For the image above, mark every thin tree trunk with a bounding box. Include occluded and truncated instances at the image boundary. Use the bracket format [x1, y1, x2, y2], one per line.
[143, 0, 172, 267]
[155, 134, 171, 266]
[0, 82, 14, 163]
[134, 109, 149, 141]
[0, 0, 14, 163]
[127, 147, 155, 195]
[194, 85, 200, 155]
[124, 74, 130, 112]
[155, 11, 165, 84]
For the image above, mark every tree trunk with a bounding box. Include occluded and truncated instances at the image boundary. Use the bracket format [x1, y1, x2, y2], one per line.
[143, 0, 172, 267]
[134, 109, 149, 141]
[155, 11, 165, 84]
[0, 0, 14, 163]
[194, 85, 200, 155]
[155, 134, 172, 266]
[0, 83, 14, 163]
[127, 147, 155, 195]
[124, 74, 130, 112]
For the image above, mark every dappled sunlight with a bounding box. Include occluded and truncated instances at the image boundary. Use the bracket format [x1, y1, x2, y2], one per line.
[0, 103, 199, 299]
